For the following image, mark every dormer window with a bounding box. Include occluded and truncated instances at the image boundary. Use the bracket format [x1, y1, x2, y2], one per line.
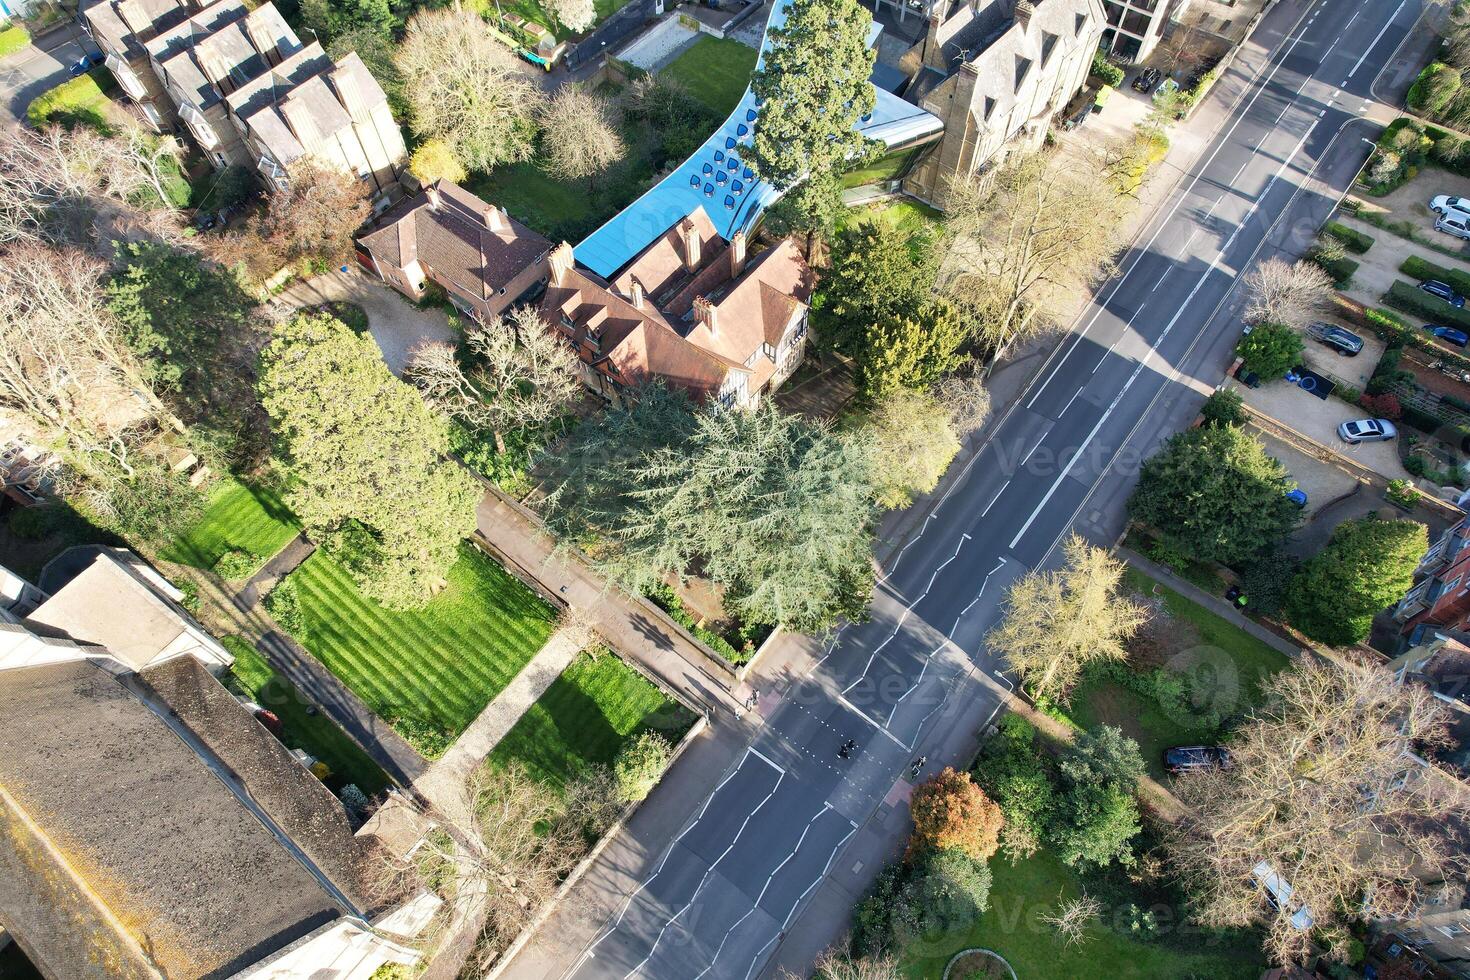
[1040, 31, 1058, 66]
[560, 313, 575, 330]
[1014, 56, 1032, 92]
[982, 96, 996, 121]
[1075, 12, 1087, 35]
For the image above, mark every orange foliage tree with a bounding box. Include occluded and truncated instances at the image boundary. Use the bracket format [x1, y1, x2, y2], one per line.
[907, 766, 1004, 861]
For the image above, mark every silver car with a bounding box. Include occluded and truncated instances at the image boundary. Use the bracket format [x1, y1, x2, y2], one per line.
[1337, 418, 1397, 444]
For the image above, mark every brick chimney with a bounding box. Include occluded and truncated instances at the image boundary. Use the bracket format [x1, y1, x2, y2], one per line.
[629, 277, 645, 309]
[693, 295, 717, 338]
[922, 10, 946, 72]
[484, 205, 510, 234]
[548, 242, 574, 286]
[729, 231, 747, 278]
[1013, 0, 1034, 29]
[681, 218, 701, 272]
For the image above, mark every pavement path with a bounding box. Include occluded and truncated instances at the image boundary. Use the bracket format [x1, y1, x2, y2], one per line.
[412, 627, 583, 811]
[491, 1, 1424, 977]
[475, 491, 747, 719]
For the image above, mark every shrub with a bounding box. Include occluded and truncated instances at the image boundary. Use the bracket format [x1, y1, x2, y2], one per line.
[213, 547, 263, 581]
[265, 577, 303, 633]
[645, 584, 748, 664]
[1236, 322, 1304, 379]
[1358, 392, 1403, 421]
[1091, 49, 1124, 87]
[1387, 478, 1417, 508]
[1401, 402, 1447, 434]
[1323, 221, 1373, 254]
[1408, 62, 1462, 115]
[1240, 552, 1298, 618]
[1200, 388, 1247, 427]
[971, 714, 1055, 863]
[613, 731, 672, 802]
[1309, 251, 1358, 289]
[1445, 393, 1470, 414]
[897, 848, 993, 939]
[339, 783, 371, 819]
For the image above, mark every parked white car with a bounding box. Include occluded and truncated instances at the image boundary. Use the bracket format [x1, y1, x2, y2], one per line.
[1337, 418, 1398, 444]
[1430, 194, 1470, 216]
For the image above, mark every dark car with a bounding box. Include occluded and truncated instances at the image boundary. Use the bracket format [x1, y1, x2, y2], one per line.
[1310, 322, 1363, 356]
[193, 209, 219, 232]
[1132, 67, 1162, 93]
[1430, 324, 1470, 347]
[1421, 279, 1467, 308]
[1164, 745, 1231, 774]
[68, 52, 103, 77]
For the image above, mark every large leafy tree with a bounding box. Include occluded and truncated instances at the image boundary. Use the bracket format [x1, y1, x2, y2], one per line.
[540, 392, 875, 631]
[1048, 726, 1144, 869]
[865, 389, 960, 509]
[1128, 424, 1300, 565]
[986, 534, 1149, 703]
[257, 313, 479, 608]
[211, 162, 370, 283]
[855, 300, 967, 401]
[816, 221, 940, 357]
[748, 0, 875, 190]
[907, 767, 1003, 861]
[1285, 517, 1427, 646]
[1235, 321, 1303, 380]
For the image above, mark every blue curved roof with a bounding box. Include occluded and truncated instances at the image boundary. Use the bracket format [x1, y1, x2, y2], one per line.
[574, 0, 942, 279]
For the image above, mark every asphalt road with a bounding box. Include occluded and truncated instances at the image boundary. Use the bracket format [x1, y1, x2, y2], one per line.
[0, 25, 94, 127]
[560, 0, 1418, 976]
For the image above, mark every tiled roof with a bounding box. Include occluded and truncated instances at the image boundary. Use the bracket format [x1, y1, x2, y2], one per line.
[613, 207, 724, 304]
[360, 181, 552, 302]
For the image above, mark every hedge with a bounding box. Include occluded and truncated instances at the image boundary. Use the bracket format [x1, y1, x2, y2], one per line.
[1323, 221, 1374, 254]
[1383, 280, 1470, 333]
[1365, 305, 1470, 374]
[1091, 49, 1124, 87]
[1398, 255, 1470, 298]
[1402, 403, 1448, 434]
[1311, 253, 1358, 288]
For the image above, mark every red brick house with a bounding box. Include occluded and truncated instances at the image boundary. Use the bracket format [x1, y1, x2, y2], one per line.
[1395, 515, 1470, 644]
[356, 180, 553, 322]
[538, 206, 814, 408]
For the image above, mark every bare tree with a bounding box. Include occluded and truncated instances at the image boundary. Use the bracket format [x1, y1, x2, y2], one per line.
[396, 9, 542, 172]
[538, 85, 626, 186]
[1041, 893, 1103, 947]
[378, 764, 616, 975]
[786, 937, 900, 980]
[941, 148, 1128, 353]
[408, 305, 581, 454]
[0, 124, 180, 246]
[546, 0, 595, 32]
[210, 160, 370, 282]
[986, 534, 1149, 702]
[1168, 655, 1470, 966]
[933, 372, 991, 435]
[1241, 257, 1334, 330]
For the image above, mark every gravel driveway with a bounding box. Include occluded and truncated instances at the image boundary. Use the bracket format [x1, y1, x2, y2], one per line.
[273, 269, 457, 376]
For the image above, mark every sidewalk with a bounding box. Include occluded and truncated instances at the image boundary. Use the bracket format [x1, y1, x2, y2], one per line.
[412, 627, 582, 810]
[474, 491, 746, 718]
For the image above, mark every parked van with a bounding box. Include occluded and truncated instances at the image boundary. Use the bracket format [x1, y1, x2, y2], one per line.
[1437, 211, 1470, 240]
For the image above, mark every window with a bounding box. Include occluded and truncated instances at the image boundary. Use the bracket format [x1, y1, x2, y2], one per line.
[1040, 31, 1058, 66]
[761, 341, 775, 361]
[982, 96, 996, 121]
[1075, 11, 1088, 35]
[180, 103, 217, 148]
[560, 313, 575, 329]
[1014, 56, 1032, 93]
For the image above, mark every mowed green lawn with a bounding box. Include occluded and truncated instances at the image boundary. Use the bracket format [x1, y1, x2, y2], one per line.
[490, 653, 696, 787]
[660, 35, 758, 117]
[161, 477, 300, 569]
[285, 543, 557, 753]
[222, 636, 391, 796]
[901, 850, 1264, 979]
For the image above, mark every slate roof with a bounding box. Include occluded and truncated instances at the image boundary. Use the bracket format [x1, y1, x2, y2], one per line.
[360, 180, 552, 301]
[0, 658, 342, 979]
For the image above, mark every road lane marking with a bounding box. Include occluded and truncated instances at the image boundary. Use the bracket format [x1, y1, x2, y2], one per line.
[836, 693, 909, 749]
[625, 771, 786, 978]
[1024, 0, 1320, 410]
[1348, 0, 1407, 78]
[1008, 119, 1317, 552]
[980, 481, 1008, 517]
